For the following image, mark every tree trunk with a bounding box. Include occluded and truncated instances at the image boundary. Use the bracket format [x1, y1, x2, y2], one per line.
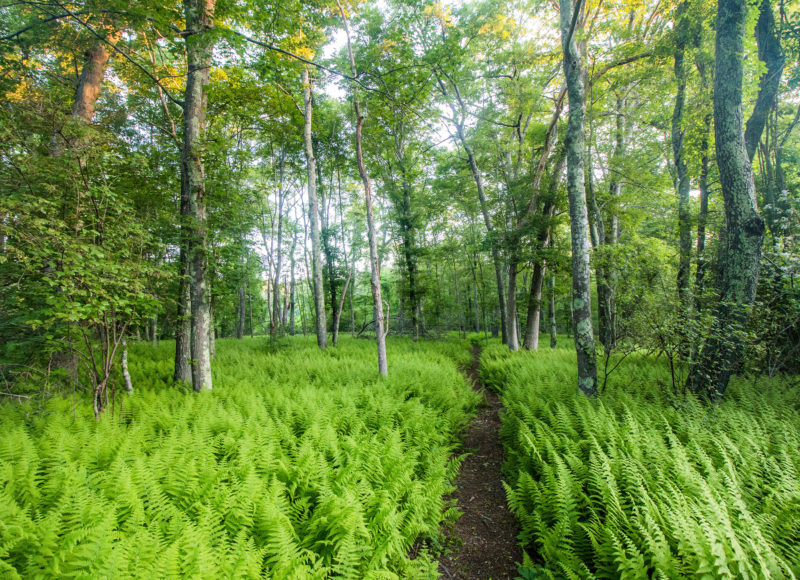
[506, 261, 519, 350]
[672, 5, 692, 313]
[332, 270, 351, 347]
[687, 0, 766, 398]
[524, 146, 565, 350]
[237, 285, 245, 339]
[744, 0, 784, 162]
[471, 257, 480, 334]
[289, 232, 297, 335]
[695, 113, 712, 306]
[248, 293, 254, 338]
[271, 183, 285, 337]
[183, 0, 215, 392]
[50, 39, 113, 154]
[121, 337, 133, 393]
[303, 68, 328, 349]
[549, 275, 558, 348]
[150, 315, 157, 345]
[561, 0, 598, 396]
[339, 2, 387, 376]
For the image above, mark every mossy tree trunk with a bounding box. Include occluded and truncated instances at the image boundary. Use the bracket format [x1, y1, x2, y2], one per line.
[687, 0, 766, 398]
[182, 0, 215, 391]
[560, 0, 598, 396]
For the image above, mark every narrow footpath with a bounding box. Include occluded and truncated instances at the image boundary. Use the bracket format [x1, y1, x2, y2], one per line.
[439, 345, 521, 579]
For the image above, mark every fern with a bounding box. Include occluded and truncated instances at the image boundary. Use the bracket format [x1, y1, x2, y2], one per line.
[489, 342, 800, 579]
[0, 335, 479, 578]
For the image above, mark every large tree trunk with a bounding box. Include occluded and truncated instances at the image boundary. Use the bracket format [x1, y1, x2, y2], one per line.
[672, 4, 692, 312]
[183, 0, 215, 392]
[506, 262, 520, 350]
[303, 68, 328, 349]
[561, 0, 598, 396]
[687, 0, 766, 398]
[340, 3, 388, 376]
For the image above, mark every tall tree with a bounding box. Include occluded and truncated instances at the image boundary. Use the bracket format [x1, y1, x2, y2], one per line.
[303, 68, 328, 349]
[561, 0, 598, 396]
[339, 2, 388, 376]
[182, 0, 216, 391]
[687, 0, 766, 398]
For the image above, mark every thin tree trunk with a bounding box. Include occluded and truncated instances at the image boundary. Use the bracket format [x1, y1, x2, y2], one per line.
[150, 316, 157, 345]
[303, 68, 328, 349]
[183, 0, 215, 392]
[471, 256, 480, 334]
[289, 232, 297, 335]
[549, 275, 558, 348]
[332, 270, 351, 347]
[339, 2, 387, 376]
[687, 0, 766, 398]
[695, 113, 712, 306]
[524, 147, 565, 349]
[271, 162, 286, 337]
[174, 256, 192, 384]
[248, 293, 254, 338]
[121, 337, 133, 393]
[561, 0, 598, 396]
[237, 285, 245, 338]
[673, 4, 692, 313]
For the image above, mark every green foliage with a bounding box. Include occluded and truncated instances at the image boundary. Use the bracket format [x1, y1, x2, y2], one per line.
[0, 336, 479, 578]
[483, 344, 800, 578]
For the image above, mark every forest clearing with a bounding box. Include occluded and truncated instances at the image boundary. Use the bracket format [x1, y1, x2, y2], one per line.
[2, 0, 800, 577]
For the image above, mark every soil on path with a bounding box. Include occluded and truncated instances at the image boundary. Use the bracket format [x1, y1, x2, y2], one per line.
[439, 345, 521, 580]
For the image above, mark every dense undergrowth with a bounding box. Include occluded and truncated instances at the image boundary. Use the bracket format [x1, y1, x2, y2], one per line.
[483, 343, 800, 579]
[0, 335, 479, 578]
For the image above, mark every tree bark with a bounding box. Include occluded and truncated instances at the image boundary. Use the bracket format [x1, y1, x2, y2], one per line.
[271, 177, 285, 337]
[183, 0, 215, 392]
[561, 0, 598, 396]
[303, 68, 328, 349]
[549, 275, 558, 348]
[687, 0, 766, 398]
[672, 3, 692, 313]
[237, 284, 246, 339]
[289, 231, 297, 335]
[121, 337, 133, 393]
[50, 39, 114, 155]
[339, 2, 388, 376]
[744, 0, 784, 162]
[524, 146, 566, 350]
[695, 112, 712, 306]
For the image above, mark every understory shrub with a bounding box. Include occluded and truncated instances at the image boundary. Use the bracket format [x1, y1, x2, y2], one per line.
[483, 344, 800, 579]
[0, 335, 478, 578]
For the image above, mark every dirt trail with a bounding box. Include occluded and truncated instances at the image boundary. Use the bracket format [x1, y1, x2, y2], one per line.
[439, 345, 521, 580]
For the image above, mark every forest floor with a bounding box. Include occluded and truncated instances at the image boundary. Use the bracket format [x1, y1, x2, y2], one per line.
[438, 345, 521, 580]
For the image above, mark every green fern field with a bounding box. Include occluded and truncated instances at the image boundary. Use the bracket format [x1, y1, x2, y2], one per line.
[483, 344, 800, 579]
[0, 336, 479, 578]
